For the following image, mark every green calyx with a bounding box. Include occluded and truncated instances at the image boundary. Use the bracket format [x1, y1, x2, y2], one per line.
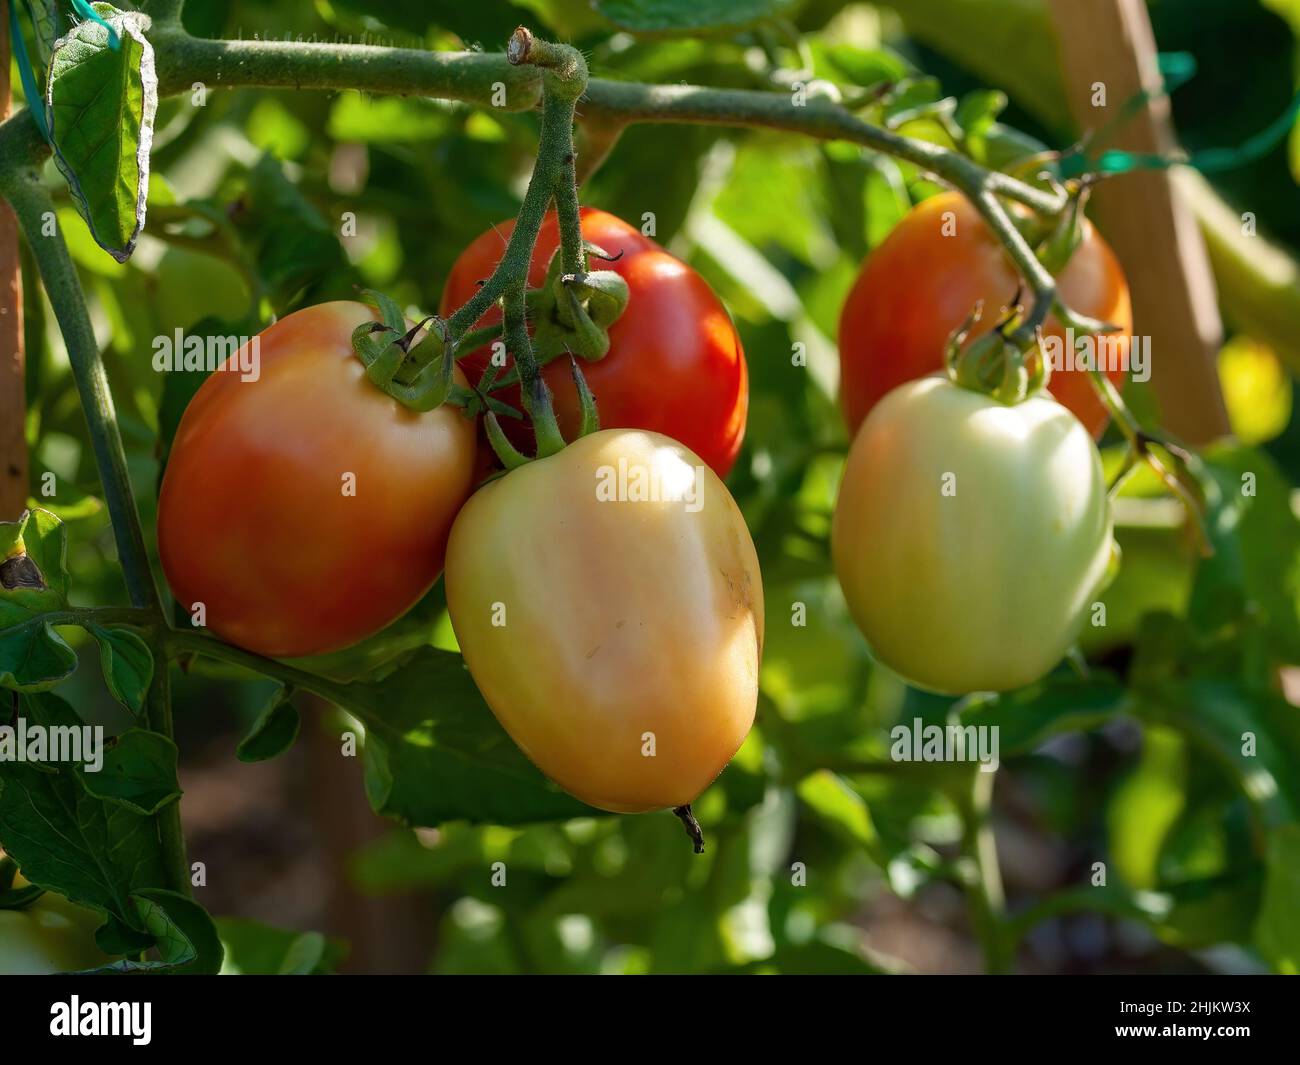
[532, 243, 630, 364]
[351, 289, 457, 412]
[945, 300, 1050, 405]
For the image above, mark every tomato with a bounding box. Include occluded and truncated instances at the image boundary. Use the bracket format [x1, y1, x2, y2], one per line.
[837, 191, 1131, 438]
[441, 208, 748, 478]
[831, 376, 1114, 694]
[158, 301, 477, 658]
[0, 894, 109, 975]
[444, 429, 763, 812]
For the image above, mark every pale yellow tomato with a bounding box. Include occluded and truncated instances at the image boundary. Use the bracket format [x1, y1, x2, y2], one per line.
[445, 429, 763, 813]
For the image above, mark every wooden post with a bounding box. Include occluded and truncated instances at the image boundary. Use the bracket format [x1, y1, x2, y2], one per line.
[1048, 0, 1230, 444]
[0, 0, 29, 519]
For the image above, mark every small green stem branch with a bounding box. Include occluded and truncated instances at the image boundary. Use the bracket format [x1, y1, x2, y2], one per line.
[166, 629, 354, 706]
[0, 175, 159, 613]
[957, 767, 1010, 974]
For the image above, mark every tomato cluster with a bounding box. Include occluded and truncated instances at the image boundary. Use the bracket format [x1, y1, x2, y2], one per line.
[441, 208, 749, 479]
[157, 195, 1127, 816]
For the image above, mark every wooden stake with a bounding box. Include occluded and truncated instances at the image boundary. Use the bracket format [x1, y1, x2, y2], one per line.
[1048, 0, 1230, 444]
[0, 0, 28, 519]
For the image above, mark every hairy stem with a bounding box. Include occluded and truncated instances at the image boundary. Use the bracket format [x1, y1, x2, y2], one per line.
[166, 628, 355, 706]
[0, 176, 159, 612]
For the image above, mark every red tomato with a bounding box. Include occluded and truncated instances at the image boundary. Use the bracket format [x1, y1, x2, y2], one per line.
[440, 208, 748, 478]
[837, 191, 1131, 438]
[158, 301, 477, 658]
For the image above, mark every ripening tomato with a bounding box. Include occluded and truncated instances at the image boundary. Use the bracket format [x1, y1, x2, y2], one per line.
[158, 301, 477, 658]
[838, 191, 1131, 438]
[444, 429, 763, 812]
[0, 893, 109, 975]
[832, 377, 1114, 694]
[440, 208, 748, 478]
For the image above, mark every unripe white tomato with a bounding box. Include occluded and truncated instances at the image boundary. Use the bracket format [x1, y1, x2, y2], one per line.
[832, 376, 1114, 694]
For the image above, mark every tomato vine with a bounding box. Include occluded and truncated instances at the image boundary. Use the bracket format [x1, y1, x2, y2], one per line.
[0, 0, 1224, 973]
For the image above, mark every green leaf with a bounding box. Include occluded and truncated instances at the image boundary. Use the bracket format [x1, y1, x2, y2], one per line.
[953, 88, 1007, 139]
[94, 913, 155, 955]
[797, 770, 884, 863]
[961, 677, 1130, 756]
[277, 931, 329, 975]
[0, 856, 45, 909]
[1136, 679, 1300, 826]
[1107, 726, 1187, 890]
[594, 0, 798, 34]
[234, 155, 350, 311]
[0, 509, 75, 692]
[236, 686, 301, 763]
[1193, 444, 1300, 662]
[45, 5, 157, 262]
[217, 917, 346, 975]
[78, 728, 181, 816]
[88, 624, 153, 716]
[26, 0, 62, 67]
[338, 647, 596, 826]
[1255, 824, 1300, 973]
[119, 889, 223, 974]
[0, 693, 169, 929]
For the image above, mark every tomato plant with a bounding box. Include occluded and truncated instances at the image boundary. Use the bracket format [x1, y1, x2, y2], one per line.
[444, 428, 763, 813]
[5, 2, 1295, 985]
[157, 301, 477, 658]
[832, 376, 1115, 694]
[837, 191, 1132, 439]
[441, 208, 749, 478]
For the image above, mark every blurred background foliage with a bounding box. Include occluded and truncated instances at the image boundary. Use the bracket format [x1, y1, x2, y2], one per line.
[12, 0, 1300, 973]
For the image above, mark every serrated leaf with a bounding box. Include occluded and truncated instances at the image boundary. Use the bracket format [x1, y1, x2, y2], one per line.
[78, 728, 180, 816]
[88, 624, 153, 716]
[0, 509, 76, 692]
[45, 4, 157, 262]
[236, 687, 300, 763]
[338, 647, 596, 826]
[0, 693, 169, 929]
[594, 0, 798, 34]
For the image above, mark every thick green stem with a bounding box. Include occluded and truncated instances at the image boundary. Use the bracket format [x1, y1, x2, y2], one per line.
[0, 175, 159, 612]
[1, 174, 190, 901]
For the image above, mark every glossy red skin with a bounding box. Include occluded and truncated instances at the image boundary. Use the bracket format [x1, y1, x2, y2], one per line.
[837, 191, 1132, 438]
[441, 208, 748, 478]
[157, 302, 477, 658]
